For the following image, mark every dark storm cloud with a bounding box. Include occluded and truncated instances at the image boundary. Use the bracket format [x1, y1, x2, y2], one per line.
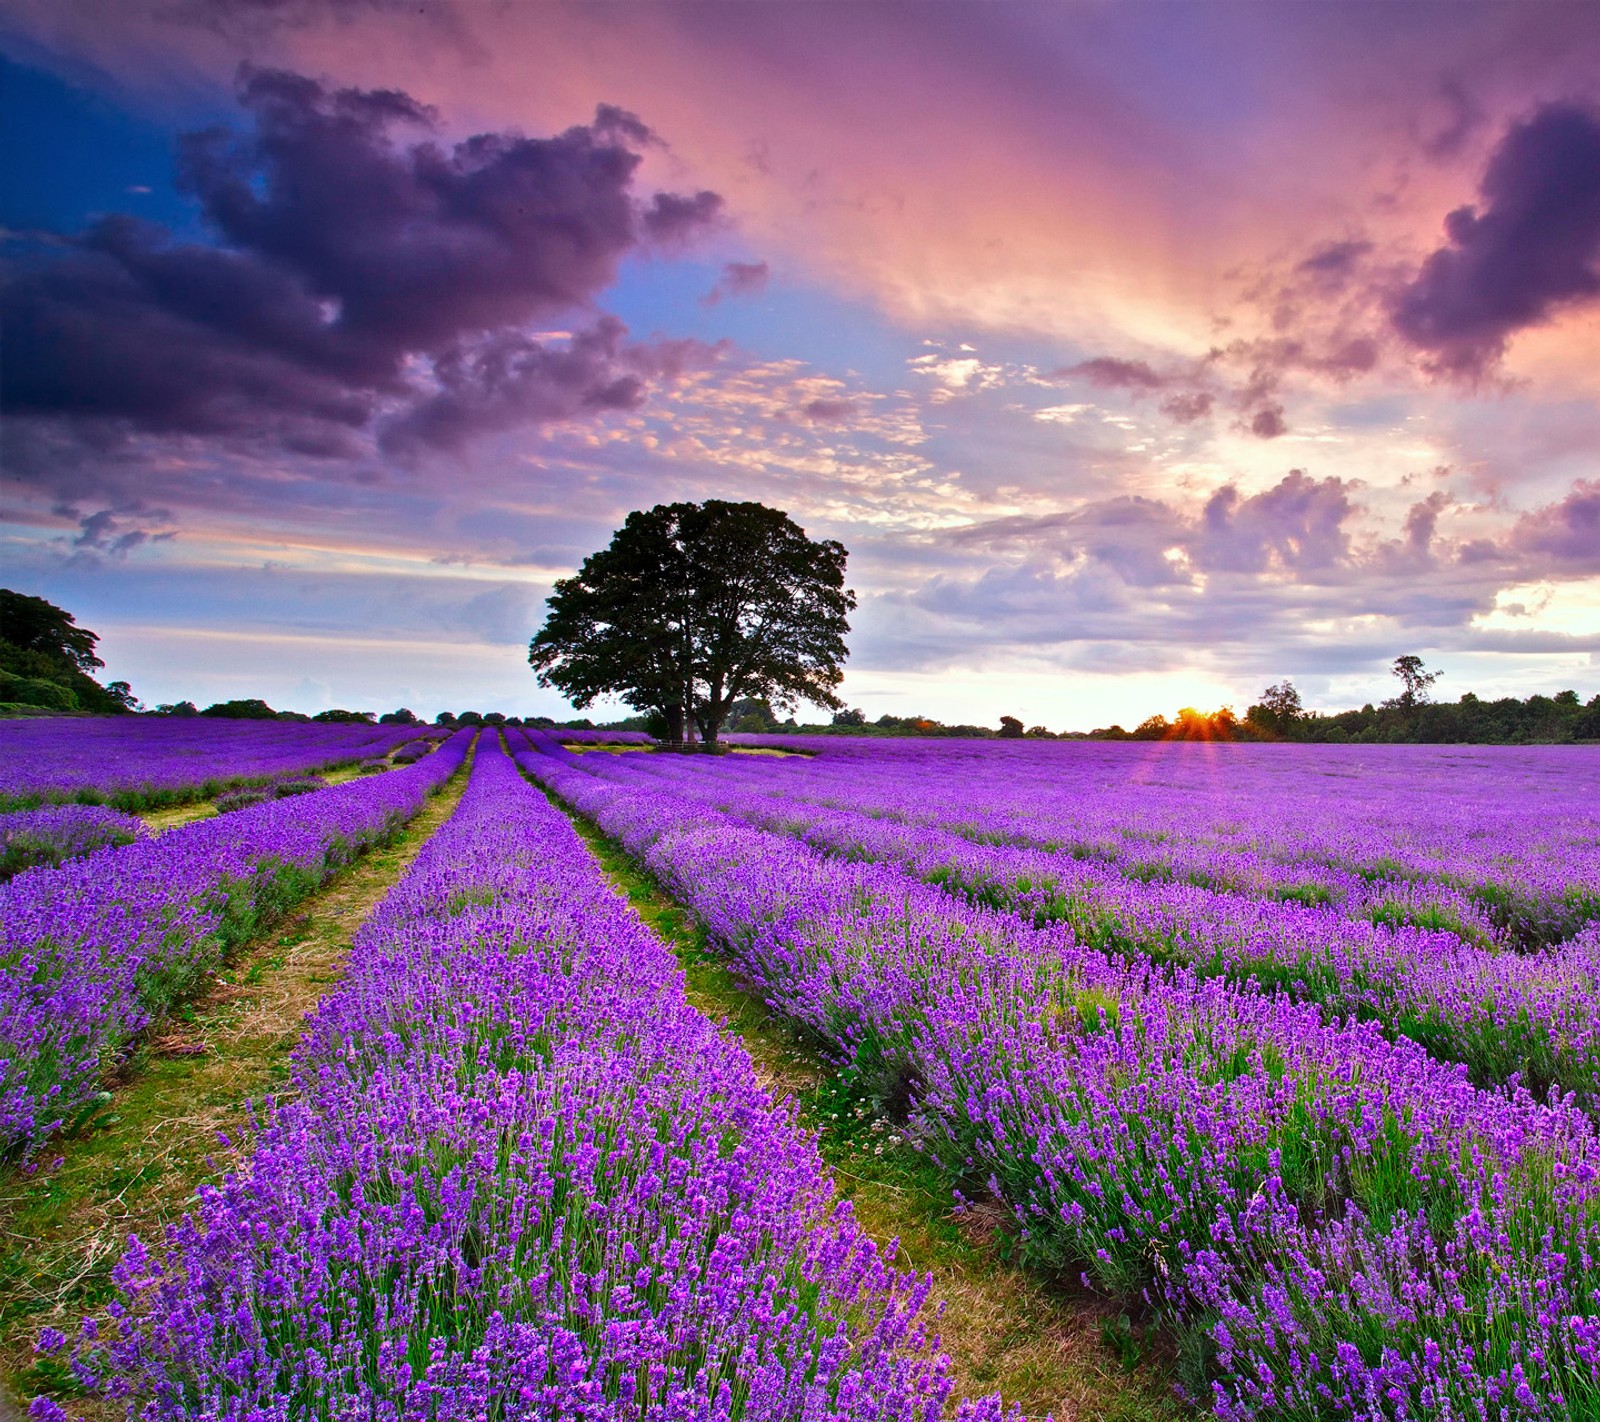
[1393, 102, 1600, 377]
[2, 235, 377, 444]
[176, 68, 659, 348]
[380, 318, 722, 455]
[1, 67, 723, 471]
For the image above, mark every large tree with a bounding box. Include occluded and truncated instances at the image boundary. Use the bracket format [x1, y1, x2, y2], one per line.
[1385, 654, 1441, 709]
[0, 589, 104, 673]
[0, 589, 137, 713]
[529, 500, 854, 744]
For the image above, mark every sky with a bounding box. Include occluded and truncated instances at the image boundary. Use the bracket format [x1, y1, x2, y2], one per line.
[2, 1, 1599, 730]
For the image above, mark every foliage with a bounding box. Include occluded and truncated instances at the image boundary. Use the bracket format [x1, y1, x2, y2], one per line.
[200, 699, 279, 720]
[1385, 653, 1441, 709]
[1102, 666, 1600, 746]
[0, 590, 103, 673]
[0, 589, 136, 715]
[529, 500, 855, 743]
[997, 715, 1025, 739]
[727, 696, 780, 733]
[1274, 688, 1600, 745]
[1245, 680, 1304, 736]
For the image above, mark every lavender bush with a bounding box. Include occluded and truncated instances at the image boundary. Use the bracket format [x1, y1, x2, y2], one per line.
[0, 717, 420, 812]
[47, 735, 1012, 1422]
[0, 730, 472, 1159]
[518, 734, 1600, 1419]
[579, 741, 1600, 1102]
[696, 738, 1600, 948]
[0, 805, 147, 882]
[555, 727, 655, 745]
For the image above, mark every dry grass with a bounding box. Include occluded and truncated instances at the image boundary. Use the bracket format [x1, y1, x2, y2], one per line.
[136, 798, 217, 832]
[0, 768, 469, 1418]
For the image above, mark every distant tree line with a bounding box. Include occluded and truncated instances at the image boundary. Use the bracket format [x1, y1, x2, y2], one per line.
[149, 698, 428, 724]
[1092, 658, 1600, 745]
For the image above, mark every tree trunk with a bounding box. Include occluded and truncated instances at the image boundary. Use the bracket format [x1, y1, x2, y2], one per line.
[701, 679, 727, 744]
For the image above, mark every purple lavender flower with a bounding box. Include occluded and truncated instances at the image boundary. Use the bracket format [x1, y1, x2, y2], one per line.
[52, 735, 990, 1422]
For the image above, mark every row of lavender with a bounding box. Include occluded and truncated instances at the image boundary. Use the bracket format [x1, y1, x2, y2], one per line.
[520, 733, 1600, 1419]
[585, 747, 1600, 1103]
[0, 730, 472, 1160]
[0, 717, 433, 811]
[44, 735, 1012, 1422]
[0, 805, 148, 881]
[556, 727, 654, 745]
[718, 737, 1600, 947]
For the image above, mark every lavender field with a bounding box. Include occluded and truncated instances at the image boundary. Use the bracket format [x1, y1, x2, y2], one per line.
[0, 717, 428, 812]
[9, 724, 1600, 1420]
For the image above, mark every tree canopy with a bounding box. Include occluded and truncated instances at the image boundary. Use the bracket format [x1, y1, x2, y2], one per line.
[1386, 654, 1441, 709]
[1246, 680, 1305, 736]
[529, 500, 855, 744]
[0, 589, 137, 714]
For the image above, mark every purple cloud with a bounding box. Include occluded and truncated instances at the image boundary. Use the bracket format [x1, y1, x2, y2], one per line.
[798, 396, 857, 423]
[640, 189, 725, 246]
[1393, 102, 1600, 377]
[382, 318, 721, 454]
[1510, 480, 1600, 570]
[1248, 405, 1288, 439]
[1159, 390, 1213, 423]
[1057, 356, 1167, 391]
[703, 259, 770, 305]
[1, 68, 723, 469]
[1196, 470, 1357, 575]
[1296, 239, 1372, 282]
